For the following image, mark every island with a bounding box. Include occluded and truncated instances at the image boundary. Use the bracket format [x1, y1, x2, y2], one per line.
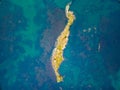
[51, 2, 75, 83]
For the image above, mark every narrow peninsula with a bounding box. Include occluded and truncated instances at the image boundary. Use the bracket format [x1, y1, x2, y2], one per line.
[51, 2, 75, 83]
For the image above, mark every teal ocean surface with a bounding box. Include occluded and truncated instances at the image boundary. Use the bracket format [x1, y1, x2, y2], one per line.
[0, 0, 120, 90]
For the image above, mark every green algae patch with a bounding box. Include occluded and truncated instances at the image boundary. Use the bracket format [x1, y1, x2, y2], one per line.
[11, 0, 36, 20]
